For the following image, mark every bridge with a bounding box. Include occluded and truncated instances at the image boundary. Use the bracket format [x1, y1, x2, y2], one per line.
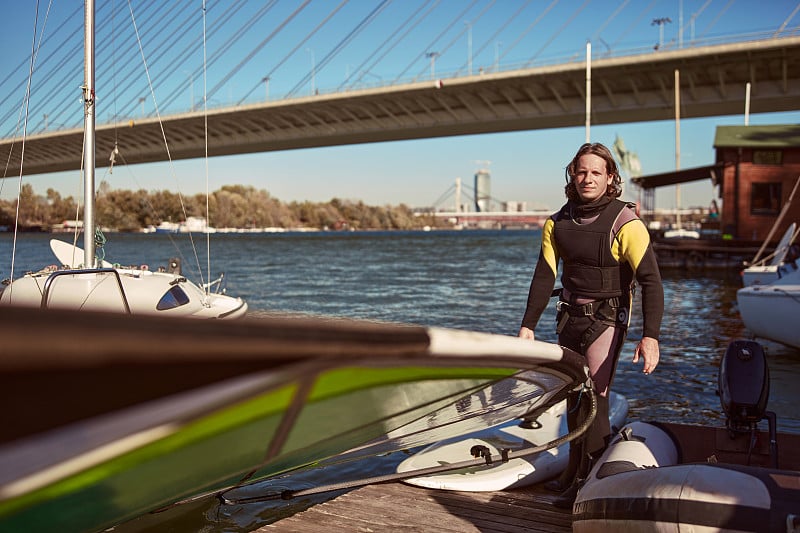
[3, 35, 800, 179]
[426, 210, 551, 229]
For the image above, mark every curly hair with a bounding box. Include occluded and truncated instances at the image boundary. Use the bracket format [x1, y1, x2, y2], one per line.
[563, 142, 623, 202]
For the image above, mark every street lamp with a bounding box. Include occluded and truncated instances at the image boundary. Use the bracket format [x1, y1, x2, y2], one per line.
[262, 76, 270, 100]
[494, 41, 502, 72]
[306, 47, 316, 94]
[426, 51, 440, 80]
[652, 17, 672, 50]
[139, 97, 146, 115]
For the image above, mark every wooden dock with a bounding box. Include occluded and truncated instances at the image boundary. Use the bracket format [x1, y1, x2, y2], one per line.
[652, 237, 765, 270]
[258, 482, 572, 532]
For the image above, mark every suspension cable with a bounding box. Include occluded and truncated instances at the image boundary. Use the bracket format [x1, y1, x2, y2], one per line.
[391, 0, 477, 84]
[338, 0, 437, 90]
[237, 0, 349, 105]
[285, 0, 392, 98]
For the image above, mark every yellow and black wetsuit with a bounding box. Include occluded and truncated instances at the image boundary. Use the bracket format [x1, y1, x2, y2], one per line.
[520, 196, 663, 457]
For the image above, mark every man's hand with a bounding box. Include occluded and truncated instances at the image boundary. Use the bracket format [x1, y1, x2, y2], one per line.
[518, 326, 535, 340]
[633, 336, 660, 374]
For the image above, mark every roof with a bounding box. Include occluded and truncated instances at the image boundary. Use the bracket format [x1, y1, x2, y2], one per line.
[630, 163, 725, 190]
[714, 125, 800, 148]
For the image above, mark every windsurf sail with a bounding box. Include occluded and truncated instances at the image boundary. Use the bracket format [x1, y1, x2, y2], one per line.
[0, 306, 586, 533]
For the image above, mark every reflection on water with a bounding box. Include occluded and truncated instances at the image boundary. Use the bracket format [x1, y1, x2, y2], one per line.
[2, 230, 799, 531]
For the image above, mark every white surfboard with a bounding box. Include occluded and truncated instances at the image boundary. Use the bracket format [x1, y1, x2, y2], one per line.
[50, 239, 113, 268]
[396, 391, 628, 492]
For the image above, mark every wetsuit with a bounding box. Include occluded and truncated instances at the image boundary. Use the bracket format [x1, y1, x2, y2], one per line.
[521, 196, 663, 457]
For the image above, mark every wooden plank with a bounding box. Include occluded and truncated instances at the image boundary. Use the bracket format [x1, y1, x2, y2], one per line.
[259, 482, 573, 532]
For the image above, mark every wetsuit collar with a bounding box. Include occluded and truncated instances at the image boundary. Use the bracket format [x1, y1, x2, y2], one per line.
[570, 196, 613, 220]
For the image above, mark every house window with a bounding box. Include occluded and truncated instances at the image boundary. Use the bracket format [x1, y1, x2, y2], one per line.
[753, 150, 782, 165]
[750, 182, 781, 216]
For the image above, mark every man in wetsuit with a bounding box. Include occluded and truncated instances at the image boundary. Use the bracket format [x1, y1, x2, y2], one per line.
[518, 142, 663, 508]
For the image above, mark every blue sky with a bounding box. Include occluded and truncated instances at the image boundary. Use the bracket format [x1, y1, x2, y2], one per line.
[1, 0, 799, 212]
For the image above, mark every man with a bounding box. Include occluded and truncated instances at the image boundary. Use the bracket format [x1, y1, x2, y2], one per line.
[518, 142, 663, 508]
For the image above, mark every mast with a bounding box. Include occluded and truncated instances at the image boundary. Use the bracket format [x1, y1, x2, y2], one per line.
[83, 0, 96, 267]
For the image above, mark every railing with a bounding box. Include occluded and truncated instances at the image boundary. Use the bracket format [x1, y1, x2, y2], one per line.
[41, 268, 132, 314]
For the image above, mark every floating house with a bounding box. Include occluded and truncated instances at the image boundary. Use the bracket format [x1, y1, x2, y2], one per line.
[632, 124, 800, 269]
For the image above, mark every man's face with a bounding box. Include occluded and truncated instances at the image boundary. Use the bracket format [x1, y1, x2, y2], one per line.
[573, 154, 612, 203]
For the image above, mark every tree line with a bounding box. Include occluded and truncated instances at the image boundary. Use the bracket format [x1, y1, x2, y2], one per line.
[0, 183, 441, 231]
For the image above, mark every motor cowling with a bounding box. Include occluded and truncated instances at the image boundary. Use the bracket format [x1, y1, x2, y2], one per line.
[718, 339, 769, 430]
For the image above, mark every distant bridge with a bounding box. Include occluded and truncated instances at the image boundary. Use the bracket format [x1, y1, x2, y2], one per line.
[426, 210, 551, 229]
[3, 36, 800, 178]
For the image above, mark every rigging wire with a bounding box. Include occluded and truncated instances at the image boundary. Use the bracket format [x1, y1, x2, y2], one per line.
[145, 0, 250, 114]
[125, 0, 205, 287]
[16, 1, 158, 134]
[7, 0, 45, 285]
[285, 0, 393, 98]
[203, 0, 210, 292]
[113, 1, 206, 119]
[194, 0, 280, 104]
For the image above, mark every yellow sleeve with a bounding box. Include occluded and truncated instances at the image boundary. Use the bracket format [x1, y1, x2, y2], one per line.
[613, 219, 650, 272]
[541, 218, 560, 276]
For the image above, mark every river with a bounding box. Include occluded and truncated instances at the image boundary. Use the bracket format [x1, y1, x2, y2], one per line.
[2, 229, 798, 531]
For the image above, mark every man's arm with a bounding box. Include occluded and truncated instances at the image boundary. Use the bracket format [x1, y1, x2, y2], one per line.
[519, 218, 559, 337]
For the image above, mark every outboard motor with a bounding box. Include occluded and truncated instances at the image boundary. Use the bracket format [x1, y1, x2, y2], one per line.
[718, 339, 777, 466]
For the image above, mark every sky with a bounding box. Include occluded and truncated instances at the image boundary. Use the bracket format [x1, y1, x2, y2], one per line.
[1, 0, 799, 213]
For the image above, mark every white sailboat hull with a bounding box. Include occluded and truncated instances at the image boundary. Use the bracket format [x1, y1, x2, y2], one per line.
[736, 268, 800, 349]
[0, 268, 246, 319]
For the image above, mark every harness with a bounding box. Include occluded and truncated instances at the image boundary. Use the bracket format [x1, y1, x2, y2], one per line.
[556, 295, 630, 351]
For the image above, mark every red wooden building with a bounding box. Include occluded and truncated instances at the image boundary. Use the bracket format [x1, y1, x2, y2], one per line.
[712, 125, 800, 242]
[631, 125, 800, 269]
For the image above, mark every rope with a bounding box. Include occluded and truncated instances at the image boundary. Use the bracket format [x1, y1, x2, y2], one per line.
[219, 386, 598, 505]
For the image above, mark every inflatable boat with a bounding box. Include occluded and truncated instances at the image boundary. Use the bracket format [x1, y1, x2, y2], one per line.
[573, 340, 800, 532]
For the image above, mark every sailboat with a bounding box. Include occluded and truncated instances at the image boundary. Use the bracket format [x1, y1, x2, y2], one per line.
[0, 0, 246, 319]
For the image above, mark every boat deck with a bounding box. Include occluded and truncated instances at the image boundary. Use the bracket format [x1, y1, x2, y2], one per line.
[258, 482, 572, 532]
